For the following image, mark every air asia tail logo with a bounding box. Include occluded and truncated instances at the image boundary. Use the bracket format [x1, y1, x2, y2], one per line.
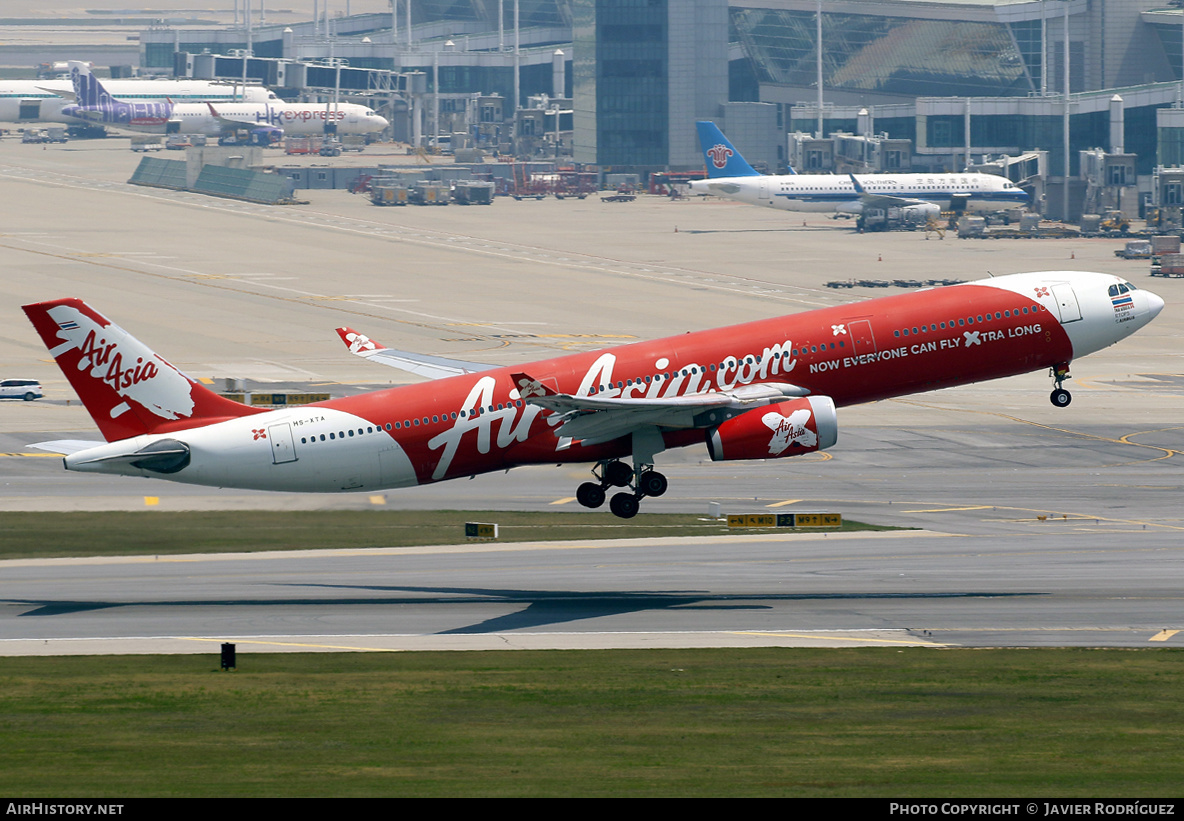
[707, 143, 733, 169]
[45, 304, 196, 421]
[761, 408, 816, 456]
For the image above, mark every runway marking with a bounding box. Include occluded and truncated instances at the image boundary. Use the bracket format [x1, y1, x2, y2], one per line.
[1150, 630, 1179, 642]
[178, 637, 401, 652]
[893, 399, 1183, 466]
[903, 505, 994, 514]
[733, 631, 949, 647]
[766, 499, 803, 508]
[550, 497, 577, 505]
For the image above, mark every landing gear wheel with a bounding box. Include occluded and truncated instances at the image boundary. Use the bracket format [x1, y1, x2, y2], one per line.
[576, 482, 606, 509]
[1050, 388, 1072, 408]
[639, 470, 668, 497]
[604, 460, 633, 487]
[609, 492, 640, 519]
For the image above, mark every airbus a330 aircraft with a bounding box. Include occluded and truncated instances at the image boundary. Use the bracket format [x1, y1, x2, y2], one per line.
[687, 121, 1029, 224]
[60, 62, 388, 143]
[23, 271, 1161, 518]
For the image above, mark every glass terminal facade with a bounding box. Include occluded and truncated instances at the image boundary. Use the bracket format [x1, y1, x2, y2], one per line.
[730, 8, 1033, 98]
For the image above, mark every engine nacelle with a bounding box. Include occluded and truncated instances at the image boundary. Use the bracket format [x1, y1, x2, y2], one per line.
[249, 125, 284, 146]
[705, 396, 837, 462]
[901, 202, 941, 220]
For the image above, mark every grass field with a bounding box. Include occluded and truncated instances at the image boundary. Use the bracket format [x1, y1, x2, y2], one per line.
[0, 509, 892, 560]
[1, 648, 1181, 797]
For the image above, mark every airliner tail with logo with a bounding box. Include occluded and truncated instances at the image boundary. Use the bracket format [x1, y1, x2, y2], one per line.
[23, 271, 1161, 518]
[688, 121, 1028, 223]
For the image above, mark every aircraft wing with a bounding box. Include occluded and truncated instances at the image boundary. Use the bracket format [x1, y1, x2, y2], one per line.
[336, 327, 498, 380]
[204, 102, 271, 131]
[846, 173, 928, 210]
[848, 173, 969, 212]
[510, 372, 809, 445]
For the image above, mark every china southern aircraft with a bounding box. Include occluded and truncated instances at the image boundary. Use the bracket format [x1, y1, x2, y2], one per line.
[60, 62, 387, 143]
[688, 121, 1029, 225]
[23, 271, 1161, 518]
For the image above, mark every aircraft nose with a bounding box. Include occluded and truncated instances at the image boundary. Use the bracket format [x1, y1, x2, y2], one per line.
[1146, 289, 1165, 321]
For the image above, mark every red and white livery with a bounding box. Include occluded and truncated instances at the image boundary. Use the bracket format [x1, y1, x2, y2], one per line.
[22, 271, 1163, 518]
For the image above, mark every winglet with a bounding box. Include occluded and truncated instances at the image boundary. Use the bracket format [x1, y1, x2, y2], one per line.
[695, 121, 760, 179]
[510, 372, 559, 399]
[848, 173, 866, 195]
[337, 327, 388, 357]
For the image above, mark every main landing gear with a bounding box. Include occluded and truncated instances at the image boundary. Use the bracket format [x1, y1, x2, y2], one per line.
[576, 458, 668, 519]
[1050, 362, 1072, 407]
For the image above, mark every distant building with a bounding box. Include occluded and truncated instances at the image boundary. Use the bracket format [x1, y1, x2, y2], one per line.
[572, 0, 728, 170]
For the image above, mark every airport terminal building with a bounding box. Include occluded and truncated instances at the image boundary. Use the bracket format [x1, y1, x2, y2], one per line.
[11, 0, 1184, 212]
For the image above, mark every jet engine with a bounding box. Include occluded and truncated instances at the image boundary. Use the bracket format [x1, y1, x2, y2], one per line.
[900, 202, 941, 221]
[705, 396, 837, 462]
[248, 125, 284, 146]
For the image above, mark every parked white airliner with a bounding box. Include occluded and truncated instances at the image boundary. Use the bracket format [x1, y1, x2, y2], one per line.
[61, 62, 388, 141]
[688, 121, 1028, 224]
[0, 76, 275, 125]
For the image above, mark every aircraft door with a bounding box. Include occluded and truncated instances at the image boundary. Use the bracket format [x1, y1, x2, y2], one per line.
[18, 99, 41, 120]
[758, 177, 769, 201]
[268, 423, 298, 464]
[1051, 284, 1082, 323]
[844, 319, 877, 356]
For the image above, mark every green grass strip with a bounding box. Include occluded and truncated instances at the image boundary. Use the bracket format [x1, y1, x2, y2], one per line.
[0, 510, 898, 560]
[0, 648, 1181, 797]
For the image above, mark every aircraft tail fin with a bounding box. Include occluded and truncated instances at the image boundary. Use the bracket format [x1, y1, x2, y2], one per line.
[22, 298, 261, 443]
[695, 121, 760, 178]
[68, 60, 117, 108]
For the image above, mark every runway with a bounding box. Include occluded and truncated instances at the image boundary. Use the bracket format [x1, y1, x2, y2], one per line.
[0, 137, 1181, 652]
[2, 525, 1181, 655]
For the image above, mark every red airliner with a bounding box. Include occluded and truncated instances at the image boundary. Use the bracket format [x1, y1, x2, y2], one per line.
[22, 270, 1163, 518]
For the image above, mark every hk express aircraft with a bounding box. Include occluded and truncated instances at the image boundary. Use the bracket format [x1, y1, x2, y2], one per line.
[60, 62, 388, 142]
[23, 271, 1162, 519]
[0, 76, 275, 125]
[687, 121, 1029, 223]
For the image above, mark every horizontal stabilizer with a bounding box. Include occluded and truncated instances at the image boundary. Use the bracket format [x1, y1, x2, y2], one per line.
[28, 439, 103, 456]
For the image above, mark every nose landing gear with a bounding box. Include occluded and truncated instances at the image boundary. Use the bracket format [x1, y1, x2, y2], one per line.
[1050, 362, 1072, 407]
[576, 458, 668, 519]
